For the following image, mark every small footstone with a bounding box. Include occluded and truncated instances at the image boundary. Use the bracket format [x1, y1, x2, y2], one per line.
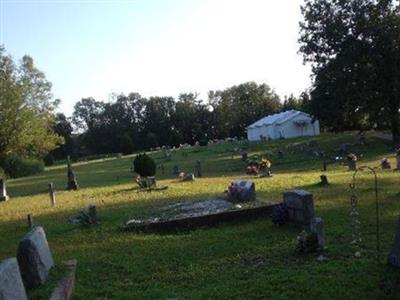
[49, 260, 77, 300]
[0, 258, 28, 300]
[17, 226, 54, 289]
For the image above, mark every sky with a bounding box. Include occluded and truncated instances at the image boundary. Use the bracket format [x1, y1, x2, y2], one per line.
[0, 0, 311, 116]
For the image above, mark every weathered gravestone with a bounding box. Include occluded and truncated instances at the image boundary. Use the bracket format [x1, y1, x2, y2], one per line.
[283, 190, 315, 228]
[48, 182, 56, 207]
[0, 258, 28, 300]
[311, 217, 326, 250]
[0, 177, 10, 201]
[195, 160, 202, 178]
[17, 226, 54, 289]
[66, 156, 78, 190]
[388, 215, 400, 267]
[320, 175, 329, 186]
[229, 180, 256, 202]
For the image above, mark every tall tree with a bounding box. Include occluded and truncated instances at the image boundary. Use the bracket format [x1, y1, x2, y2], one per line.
[209, 82, 281, 138]
[0, 46, 62, 159]
[299, 0, 400, 143]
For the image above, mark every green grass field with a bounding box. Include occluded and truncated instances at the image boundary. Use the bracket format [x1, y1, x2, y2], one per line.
[1, 133, 400, 299]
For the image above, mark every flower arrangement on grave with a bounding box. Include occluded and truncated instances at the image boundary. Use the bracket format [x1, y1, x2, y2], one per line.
[295, 230, 319, 254]
[260, 158, 271, 170]
[225, 181, 243, 200]
[246, 161, 259, 175]
[271, 203, 289, 226]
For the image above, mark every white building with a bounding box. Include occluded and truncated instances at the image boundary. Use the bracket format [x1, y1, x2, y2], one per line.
[246, 110, 320, 141]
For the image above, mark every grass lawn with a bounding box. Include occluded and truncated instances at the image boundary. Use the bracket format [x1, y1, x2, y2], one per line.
[1, 133, 400, 299]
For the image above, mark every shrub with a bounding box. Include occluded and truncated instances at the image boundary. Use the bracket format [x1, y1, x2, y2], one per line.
[199, 139, 208, 146]
[43, 153, 55, 166]
[133, 153, 156, 177]
[2, 155, 44, 178]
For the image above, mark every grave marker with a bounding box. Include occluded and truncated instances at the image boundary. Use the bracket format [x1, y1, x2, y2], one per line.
[311, 217, 326, 249]
[195, 160, 202, 178]
[66, 156, 78, 191]
[283, 190, 315, 228]
[388, 215, 400, 267]
[396, 151, 400, 170]
[27, 214, 33, 229]
[227, 180, 256, 202]
[48, 182, 56, 207]
[0, 177, 9, 201]
[17, 226, 54, 289]
[0, 258, 28, 300]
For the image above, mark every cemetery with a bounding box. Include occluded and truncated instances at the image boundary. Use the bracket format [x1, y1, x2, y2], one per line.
[1, 133, 400, 299]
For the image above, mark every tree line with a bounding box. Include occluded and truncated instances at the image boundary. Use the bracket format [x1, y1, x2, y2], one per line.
[2, 0, 400, 171]
[52, 83, 300, 160]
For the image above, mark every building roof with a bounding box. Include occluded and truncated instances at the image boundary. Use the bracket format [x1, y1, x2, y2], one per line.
[247, 110, 311, 129]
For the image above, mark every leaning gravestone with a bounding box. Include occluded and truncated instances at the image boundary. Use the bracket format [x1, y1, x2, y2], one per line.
[388, 215, 400, 267]
[283, 190, 315, 228]
[0, 258, 28, 300]
[0, 177, 10, 201]
[17, 226, 54, 289]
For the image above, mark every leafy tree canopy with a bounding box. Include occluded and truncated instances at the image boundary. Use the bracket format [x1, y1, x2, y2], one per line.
[0, 46, 62, 159]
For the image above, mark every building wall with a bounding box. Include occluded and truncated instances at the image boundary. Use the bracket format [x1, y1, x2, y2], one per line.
[247, 116, 320, 141]
[280, 115, 320, 139]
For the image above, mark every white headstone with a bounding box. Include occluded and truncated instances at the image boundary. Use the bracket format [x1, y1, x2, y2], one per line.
[0, 177, 9, 201]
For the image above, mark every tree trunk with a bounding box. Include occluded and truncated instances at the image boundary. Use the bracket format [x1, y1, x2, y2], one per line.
[391, 109, 400, 147]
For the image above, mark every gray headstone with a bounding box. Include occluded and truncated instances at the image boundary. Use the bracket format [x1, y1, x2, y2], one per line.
[232, 180, 256, 201]
[0, 177, 9, 201]
[0, 258, 28, 300]
[388, 215, 400, 267]
[396, 155, 400, 170]
[66, 156, 79, 191]
[17, 226, 54, 289]
[195, 160, 202, 178]
[311, 217, 325, 249]
[283, 189, 315, 227]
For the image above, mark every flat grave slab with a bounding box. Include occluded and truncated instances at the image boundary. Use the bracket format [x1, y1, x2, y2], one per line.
[124, 198, 277, 233]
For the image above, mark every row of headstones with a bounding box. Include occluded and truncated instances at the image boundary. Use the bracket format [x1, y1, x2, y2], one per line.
[1, 178, 57, 206]
[0, 227, 54, 300]
[0, 155, 79, 203]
